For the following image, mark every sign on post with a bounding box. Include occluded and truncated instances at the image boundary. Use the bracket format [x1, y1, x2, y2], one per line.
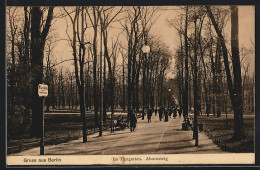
[38, 84, 48, 97]
[38, 83, 48, 155]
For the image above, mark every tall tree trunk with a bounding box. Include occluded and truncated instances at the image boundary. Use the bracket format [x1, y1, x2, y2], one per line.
[75, 80, 78, 109]
[188, 73, 192, 111]
[183, 6, 189, 118]
[206, 6, 244, 140]
[8, 7, 16, 115]
[230, 6, 244, 138]
[136, 71, 140, 112]
[201, 51, 209, 117]
[127, 41, 132, 118]
[102, 27, 114, 129]
[77, 7, 88, 142]
[23, 7, 31, 119]
[216, 49, 222, 117]
[93, 27, 98, 127]
[193, 18, 198, 146]
[79, 85, 87, 142]
[180, 34, 184, 113]
[30, 7, 54, 137]
[198, 30, 209, 116]
[103, 48, 107, 124]
[111, 77, 115, 132]
[70, 75, 73, 110]
[122, 56, 126, 111]
[209, 39, 219, 116]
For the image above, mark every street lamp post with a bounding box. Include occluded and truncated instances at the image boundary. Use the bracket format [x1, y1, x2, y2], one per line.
[142, 45, 150, 120]
[168, 88, 171, 108]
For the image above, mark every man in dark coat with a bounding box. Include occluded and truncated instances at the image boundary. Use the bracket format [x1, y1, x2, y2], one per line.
[129, 110, 137, 132]
[173, 107, 177, 119]
[178, 108, 182, 118]
[169, 108, 173, 118]
[147, 108, 152, 123]
[164, 107, 168, 122]
[159, 107, 163, 121]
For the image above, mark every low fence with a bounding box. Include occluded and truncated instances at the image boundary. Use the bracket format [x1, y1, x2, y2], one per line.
[7, 127, 108, 155]
[7, 111, 143, 155]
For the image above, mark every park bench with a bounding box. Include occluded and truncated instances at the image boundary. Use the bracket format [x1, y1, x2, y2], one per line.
[181, 116, 203, 132]
[114, 115, 128, 130]
[182, 116, 193, 131]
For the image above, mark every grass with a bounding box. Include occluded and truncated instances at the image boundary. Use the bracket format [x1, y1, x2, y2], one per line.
[7, 112, 128, 155]
[197, 111, 254, 153]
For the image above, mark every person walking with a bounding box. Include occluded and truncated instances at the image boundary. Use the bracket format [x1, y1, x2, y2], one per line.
[178, 108, 182, 118]
[164, 107, 168, 122]
[147, 108, 152, 123]
[173, 107, 177, 119]
[169, 107, 172, 118]
[159, 107, 163, 121]
[129, 110, 137, 132]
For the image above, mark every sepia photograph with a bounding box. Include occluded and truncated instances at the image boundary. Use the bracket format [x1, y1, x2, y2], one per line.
[5, 5, 255, 166]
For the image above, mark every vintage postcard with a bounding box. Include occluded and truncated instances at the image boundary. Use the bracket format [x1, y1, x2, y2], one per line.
[6, 5, 255, 166]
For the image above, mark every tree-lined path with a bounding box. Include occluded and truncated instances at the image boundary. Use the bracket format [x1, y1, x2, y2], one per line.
[11, 115, 223, 155]
[6, 6, 254, 157]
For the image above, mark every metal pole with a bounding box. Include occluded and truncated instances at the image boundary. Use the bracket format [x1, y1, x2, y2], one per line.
[168, 93, 169, 109]
[142, 53, 146, 120]
[40, 97, 45, 155]
[99, 23, 103, 136]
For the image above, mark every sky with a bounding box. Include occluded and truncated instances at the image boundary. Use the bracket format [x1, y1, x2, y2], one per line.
[8, 6, 254, 78]
[48, 6, 255, 79]
[152, 6, 255, 78]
